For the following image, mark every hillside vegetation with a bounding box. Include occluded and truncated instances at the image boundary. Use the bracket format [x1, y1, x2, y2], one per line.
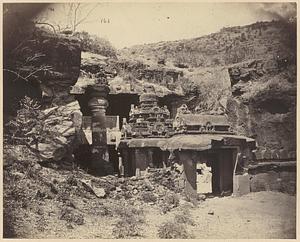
[119, 20, 296, 68]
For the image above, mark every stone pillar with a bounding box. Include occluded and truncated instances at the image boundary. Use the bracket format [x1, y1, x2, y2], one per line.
[148, 149, 154, 168]
[178, 151, 198, 204]
[134, 148, 148, 172]
[87, 85, 112, 176]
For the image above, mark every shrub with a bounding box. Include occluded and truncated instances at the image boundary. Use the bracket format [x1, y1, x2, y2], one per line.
[112, 215, 143, 238]
[4, 96, 60, 159]
[114, 202, 144, 219]
[66, 175, 78, 186]
[122, 71, 136, 83]
[112, 202, 145, 238]
[181, 78, 199, 96]
[157, 221, 193, 239]
[59, 207, 84, 225]
[73, 31, 116, 57]
[158, 58, 165, 65]
[212, 57, 221, 66]
[174, 210, 195, 226]
[89, 200, 118, 217]
[164, 193, 180, 207]
[240, 32, 247, 42]
[160, 193, 180, 214]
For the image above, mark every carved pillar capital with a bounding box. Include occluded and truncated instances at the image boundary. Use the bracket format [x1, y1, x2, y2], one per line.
[88, 97, 108, 114]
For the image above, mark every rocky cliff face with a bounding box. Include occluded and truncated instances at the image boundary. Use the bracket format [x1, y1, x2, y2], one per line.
[4, 24, 83, 164]
[227, 62, 296, 160]
[118, 20, 297, 161]
[4, 26, 81, 114]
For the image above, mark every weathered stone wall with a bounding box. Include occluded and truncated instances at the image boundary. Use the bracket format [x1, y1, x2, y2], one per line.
[112, 58, 184, 92]
[248, 161, 296, 194]
[226, 60, 296, 161]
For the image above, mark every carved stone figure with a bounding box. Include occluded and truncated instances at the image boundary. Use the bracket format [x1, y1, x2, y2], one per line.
[121, 119, 132, 138]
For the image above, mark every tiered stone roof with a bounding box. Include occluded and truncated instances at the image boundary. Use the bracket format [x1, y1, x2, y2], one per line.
[121, 93, 173, 139]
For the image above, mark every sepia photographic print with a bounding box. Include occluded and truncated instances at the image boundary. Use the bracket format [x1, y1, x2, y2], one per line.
[2, 1, 297, 239]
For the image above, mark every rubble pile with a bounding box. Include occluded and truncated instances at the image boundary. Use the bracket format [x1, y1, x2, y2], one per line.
[86, 168, 184, 203]
[4, 148, 185, 217]
[53, 168, 183, 214]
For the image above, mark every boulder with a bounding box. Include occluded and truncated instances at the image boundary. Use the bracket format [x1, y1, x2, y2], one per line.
[81, 179, 106, 198]
[233, 173, 250, 196]
[34, 101, 83, 162]
[36, 139, 67, 161]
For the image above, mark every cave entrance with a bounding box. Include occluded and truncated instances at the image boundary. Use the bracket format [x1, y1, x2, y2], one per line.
[106, 93, 139, 175]
[75, 95, 91, 116]
[76, 93, 140, 123]
[152, 148, 164, 168]
[107, 93, 139, 129]
[158, 94, 184, 118]
[257, 98, 290, 114]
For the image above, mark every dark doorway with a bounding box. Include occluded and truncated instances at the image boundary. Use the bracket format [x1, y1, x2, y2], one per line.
[152, 148, 163, 168]
[210, 149, 235, 195]
[73, 144, 92, 171]
[108, 145, 119, 174]
[75, 94, 91, 116]
[106, 94, 139, 129]
[211, 153, 221, 194]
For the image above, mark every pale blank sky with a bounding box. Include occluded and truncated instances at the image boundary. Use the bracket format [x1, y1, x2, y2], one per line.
[36, 2, 296, 49]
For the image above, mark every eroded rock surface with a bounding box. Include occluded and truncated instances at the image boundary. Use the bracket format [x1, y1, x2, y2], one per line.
[227, 63, 296, 159]
[36, 101, 84, 162]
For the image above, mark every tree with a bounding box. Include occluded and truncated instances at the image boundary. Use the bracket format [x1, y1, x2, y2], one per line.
[66, 3, 99, 32]
[4, 96, 60, 159]
[34, 3, 99, 33]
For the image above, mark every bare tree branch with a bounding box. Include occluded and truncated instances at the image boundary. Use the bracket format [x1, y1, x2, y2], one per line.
[4, 65, 52, 83]
[3, 69, 29, 82]
[74, 4, 99, 29]
[33, 3, 99, 33]
[34, 22, 57, 34]
[73, 3, 81, 32]
[24, 65, 52, 80]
